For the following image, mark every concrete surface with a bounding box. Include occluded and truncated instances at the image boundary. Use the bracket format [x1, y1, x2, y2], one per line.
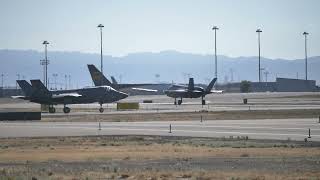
[0, 118, 319, 141]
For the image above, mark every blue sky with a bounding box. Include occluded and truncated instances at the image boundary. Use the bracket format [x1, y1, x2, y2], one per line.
[1, 0, 319, 59]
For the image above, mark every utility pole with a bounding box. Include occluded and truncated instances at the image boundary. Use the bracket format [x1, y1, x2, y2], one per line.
[97, 24, 104, 74]
[41, 41, 50, 87]
[212, 26, 219, 81]
[256, 29, 262, 82]
[303, 32, 309, 80]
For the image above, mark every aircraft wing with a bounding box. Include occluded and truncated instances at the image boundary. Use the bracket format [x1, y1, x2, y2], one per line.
[117, 84, 154, 89]
[166, 89, 188, 93]
[171, 84, 187, 88]
[192, 90, 202, 93]
[52, 93, 82, 98]
[131, 87, 158, 92]
[211, 90, 224, 94]
[11, 96, 29, 100]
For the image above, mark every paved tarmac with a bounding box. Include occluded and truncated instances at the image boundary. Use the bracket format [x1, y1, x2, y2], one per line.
[1, 118, 319, 141]
[1, 92, 319, 114]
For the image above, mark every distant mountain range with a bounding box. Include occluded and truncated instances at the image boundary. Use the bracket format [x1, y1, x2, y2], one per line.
[0, 49, 319, 88]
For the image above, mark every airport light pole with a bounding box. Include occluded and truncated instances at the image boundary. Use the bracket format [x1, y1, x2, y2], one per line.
[64, 75, 68, 90]
[256, 29, 262, 83]
[260, 67, 265, 82]
[41, 41, 50, 88]
[97, 24, 104, 75]
[68, 75, 71, 89]
[1, 73, 4, 88]
[264, 71, 269, 87]
[303, 32, 309, 80]
[212, 26, 219, 80]
[229, 68, 234, 82]
[53, 73, 58, 90]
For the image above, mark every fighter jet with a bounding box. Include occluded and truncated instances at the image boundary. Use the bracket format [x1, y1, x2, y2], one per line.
[16, 80, 128, 113]
[164, 77, 217, 105]
[87, 64, 155, 91]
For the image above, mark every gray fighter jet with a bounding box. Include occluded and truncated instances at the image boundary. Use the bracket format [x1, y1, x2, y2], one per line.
[16, 80, 128, 113]
[165, 77, 217, 105]
[87, 64, 155, 91]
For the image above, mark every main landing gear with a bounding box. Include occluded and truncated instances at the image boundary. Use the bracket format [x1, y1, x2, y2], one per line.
[63, 105, 71, 114]
[49, 105, 56, 113]
[174, 98, 183, 105]
[99, 103, 104, 113]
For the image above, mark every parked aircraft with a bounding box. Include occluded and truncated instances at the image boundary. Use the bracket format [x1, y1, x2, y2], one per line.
[16, 80, 128, 113]
[164, 77, 217, 105]
[87, 64, 155, 91]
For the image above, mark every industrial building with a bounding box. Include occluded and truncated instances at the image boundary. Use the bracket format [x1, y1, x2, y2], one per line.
[216, 78, 319, 93]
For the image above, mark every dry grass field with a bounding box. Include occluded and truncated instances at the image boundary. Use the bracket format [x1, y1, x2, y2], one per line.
[0, 136, 319, 179]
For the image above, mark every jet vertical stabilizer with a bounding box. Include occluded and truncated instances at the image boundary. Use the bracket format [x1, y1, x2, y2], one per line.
[30, 80, 51, 97]
[17, 80, 33, 96]
[205, 78, 217, 93]
[87, 64, 113, 87]
[188, 78, 194, 91]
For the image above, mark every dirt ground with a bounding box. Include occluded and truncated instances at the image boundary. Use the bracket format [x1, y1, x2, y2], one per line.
[42, 109, 320, 122]
[0, 135, 319, 179]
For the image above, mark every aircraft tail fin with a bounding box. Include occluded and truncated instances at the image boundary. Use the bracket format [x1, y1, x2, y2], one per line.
[111, 76, 118, 84]
[87, 64, 113, 86]
[30, 79, 51, 96]
[188, 78, 194, 91]
[17, 80, 33, 96]
[205, 78, 217, 93]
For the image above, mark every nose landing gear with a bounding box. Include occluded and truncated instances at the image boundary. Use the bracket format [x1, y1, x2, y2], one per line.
[201, 96, 206, 105]
[174, 98, 183, 105]
[99, 103, 104, 113]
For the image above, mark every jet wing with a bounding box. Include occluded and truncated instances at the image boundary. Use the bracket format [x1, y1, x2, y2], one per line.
[52, 93, 82, 98]
[171, 84, 187, 88]
[166, 89, 188, 93]
[11, 96, 29, 100]
[117, 84, 154, 89]
[132, 87, 158, 92]
[211, 90, 224, 94]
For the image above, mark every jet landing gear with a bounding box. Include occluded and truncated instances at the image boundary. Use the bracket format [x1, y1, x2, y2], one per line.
[63, 105, 71, 114]
[48, 105, 56, 113]
[178, 98, 183, 105]
[174, 98, 183, 105]
[99, 103, 104, 113]
[201, 96, 206, 105]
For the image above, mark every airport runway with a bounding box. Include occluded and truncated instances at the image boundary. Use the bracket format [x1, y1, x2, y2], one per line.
[1, 92, 319, 114]
[0, 118, 319, 141]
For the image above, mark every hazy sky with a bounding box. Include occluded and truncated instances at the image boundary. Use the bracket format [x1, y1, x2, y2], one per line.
[1, 0, 319, 59]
